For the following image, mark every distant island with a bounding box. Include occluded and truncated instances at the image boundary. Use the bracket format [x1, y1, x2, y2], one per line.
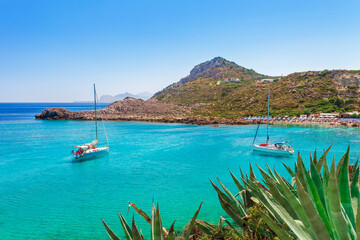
[37, 57, 360, 126]
[74, 92, 153, 103]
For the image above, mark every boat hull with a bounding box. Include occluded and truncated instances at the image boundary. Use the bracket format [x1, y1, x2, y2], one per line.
[73, 147, 109, 160]
[251, 145, 294, 156]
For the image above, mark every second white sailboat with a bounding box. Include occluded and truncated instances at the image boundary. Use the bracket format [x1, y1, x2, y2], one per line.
[251, 89, 294, 156]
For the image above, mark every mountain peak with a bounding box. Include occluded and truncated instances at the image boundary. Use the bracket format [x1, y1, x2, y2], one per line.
[189, 57, 236, 76]
[153, 57, 265, 96]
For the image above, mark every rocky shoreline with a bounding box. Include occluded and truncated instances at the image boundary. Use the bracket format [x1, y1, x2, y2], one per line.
[35, 97, 360, 127]
[35, 97, 259, 125]
[35, 107, 255, 125]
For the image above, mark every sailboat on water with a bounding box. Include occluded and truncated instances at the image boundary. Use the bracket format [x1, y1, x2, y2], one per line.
[251, 89, 294, 156]
[72, 84, 109, 159]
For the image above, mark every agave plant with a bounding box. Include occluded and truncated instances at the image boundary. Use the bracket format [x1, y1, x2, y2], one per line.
[102, 201, 203, 240]
[212, 145, 360, 239]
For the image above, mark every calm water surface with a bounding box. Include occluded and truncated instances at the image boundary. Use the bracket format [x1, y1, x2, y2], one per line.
[0, 103, 359, 239]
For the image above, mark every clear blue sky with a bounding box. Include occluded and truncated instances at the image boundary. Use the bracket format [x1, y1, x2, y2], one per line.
[1, 0, 359, 102]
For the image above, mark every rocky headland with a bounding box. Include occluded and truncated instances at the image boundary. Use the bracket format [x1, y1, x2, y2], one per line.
[35, 97, 256, 125]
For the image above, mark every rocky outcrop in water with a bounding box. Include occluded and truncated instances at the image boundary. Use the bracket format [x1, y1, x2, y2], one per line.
[36, 97, 192, 121]
[35, 97, 255, 125]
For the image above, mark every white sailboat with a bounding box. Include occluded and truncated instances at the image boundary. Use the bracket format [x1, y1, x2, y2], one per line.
[251, 89, 294, 156]
[72, 84, 109, 159]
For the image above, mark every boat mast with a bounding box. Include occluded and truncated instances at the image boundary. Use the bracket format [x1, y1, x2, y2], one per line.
[94, 83, 98, 147]
[266, 88, 270, 144]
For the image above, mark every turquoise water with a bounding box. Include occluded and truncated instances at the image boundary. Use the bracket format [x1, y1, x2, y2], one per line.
[1, 103, 360, 239]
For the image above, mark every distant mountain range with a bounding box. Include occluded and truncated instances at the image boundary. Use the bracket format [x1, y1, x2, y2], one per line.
[99, 92, 153, 102]
[74, 92, 153, 103]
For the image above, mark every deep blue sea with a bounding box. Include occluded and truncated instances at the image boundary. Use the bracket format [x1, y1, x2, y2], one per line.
[0, 103, 359, 239]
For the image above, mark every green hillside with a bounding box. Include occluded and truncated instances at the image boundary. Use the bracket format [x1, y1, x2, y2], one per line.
[153, 57, 360, 117]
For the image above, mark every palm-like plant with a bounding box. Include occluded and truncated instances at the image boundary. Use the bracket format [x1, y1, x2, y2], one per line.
[102, 201, 202, 240]
[212, 145, 360, 239]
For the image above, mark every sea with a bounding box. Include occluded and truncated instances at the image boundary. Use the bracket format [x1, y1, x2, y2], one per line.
[0, 103, 359, 239]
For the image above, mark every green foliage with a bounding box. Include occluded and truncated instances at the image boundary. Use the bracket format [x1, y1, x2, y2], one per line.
[321, 70, 328, 76]
[198, 220, 242, 240]
[303, 109, 311, 115]
[155, 62, 360, 117]
[213, 145, 360, 240]
[102, 201, 202, 240]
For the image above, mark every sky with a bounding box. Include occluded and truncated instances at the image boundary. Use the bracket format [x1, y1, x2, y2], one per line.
[0, 0, 359, 102]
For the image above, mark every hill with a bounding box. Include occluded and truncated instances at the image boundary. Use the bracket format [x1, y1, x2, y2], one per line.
[99, 92, 152, 102]
[154, 57, 267, 98]
[153, 57, 360, 117]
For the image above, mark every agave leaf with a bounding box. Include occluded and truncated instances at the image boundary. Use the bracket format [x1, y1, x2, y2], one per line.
[356, 206, 360, 239]
[242, 178, 284, 224]
[273, 168, 296, 196]
[229, 170, 245, 192]
[316, 145, 332, 173]
[195, 219, 216, 235]
[282, 161, 295, 178]
[338, 145, 356, 228]
[153, 204, 164, 240]
[323, 159, 330, 187]
[300, 159, 333, 238]
[119, 214, 133, 240]
[166, 232, 175, 240]
[128, 202, 151, 225]
[216, 190, 269, 236]
[151, 201, 156, 240]
[184, 202, 203, 240]
[309, 159, 326, 209]
[336, 145, 350, 178]
[313, 150, 318, 164]
[259, 212, 294, 240]
[258, 166, 298, 219]
[291, 177, 296, 187]
[131, 216, 143, 240]
[266, 164, 277, 179]
[341, 206, 357, 239]
[351, 166, 360, 214]
[210, 179, 246, 216]
[102, 219, 122, 240]
[327, 158, 352, 240]
[295, 153, 307, 191]
[239, 167, 246, 180]
[273, 171, 312, 231]
[220, 216, 243, 237]
[128, 202, 168, 237]
[249, 163, 256, 181]
[296, 176, 332, 239]
[239, 189, 250, 209]
[351, 160, 358, 178]
[260, 188, 312, 240]
[167, 220, 177, 240]
[217, 177, 246, 216]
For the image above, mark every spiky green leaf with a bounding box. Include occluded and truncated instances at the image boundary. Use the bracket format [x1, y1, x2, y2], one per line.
[184, 202, 202, 240]
[102, 219, 122, 240]
[119, 214, 133, 240]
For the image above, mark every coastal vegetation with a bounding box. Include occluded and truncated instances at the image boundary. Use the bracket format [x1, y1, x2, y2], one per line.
[103, 145, 360, 239]
[154, 57, 360, 118]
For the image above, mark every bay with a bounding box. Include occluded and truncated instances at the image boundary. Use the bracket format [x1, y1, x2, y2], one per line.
[0, 103, 359, 239]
